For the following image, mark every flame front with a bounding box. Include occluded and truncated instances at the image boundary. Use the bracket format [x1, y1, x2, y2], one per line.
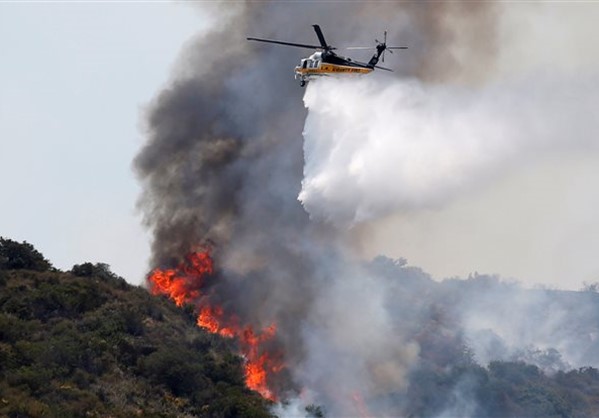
[240, 325, 279, 401]
[197, 306, 279, 400]
[197, 305, 236, 338]
[148, 249, 281, 401]
[148, 251, 212, 306]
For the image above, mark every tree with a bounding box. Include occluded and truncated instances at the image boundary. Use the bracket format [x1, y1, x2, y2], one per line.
[305, 404, 326, 418]
[582, 281, 599, 293]
[0, 238, 52, 271]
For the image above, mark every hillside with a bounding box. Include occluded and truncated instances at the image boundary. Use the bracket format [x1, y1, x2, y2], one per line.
[0, 238, 273, 418]
[369, 257, 599, 417]
[4, 238, 599, 417]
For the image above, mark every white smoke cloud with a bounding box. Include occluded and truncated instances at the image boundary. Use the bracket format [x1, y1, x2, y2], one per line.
[296, 263, 419, 416]
[299, 74, 599, 226]
[273, 260, 419, 417]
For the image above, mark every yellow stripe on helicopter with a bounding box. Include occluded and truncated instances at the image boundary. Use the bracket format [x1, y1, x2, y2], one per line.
[296, 64, 372, 75]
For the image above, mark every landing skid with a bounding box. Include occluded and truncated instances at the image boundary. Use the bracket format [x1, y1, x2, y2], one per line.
[296, 74, 309, 88]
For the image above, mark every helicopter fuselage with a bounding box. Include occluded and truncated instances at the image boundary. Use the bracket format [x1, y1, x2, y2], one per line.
[294, 52, 372, 85]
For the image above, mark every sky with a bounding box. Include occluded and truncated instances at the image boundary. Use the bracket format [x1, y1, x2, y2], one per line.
[1, 2, 598, 290]
[0, 1, 207, 284]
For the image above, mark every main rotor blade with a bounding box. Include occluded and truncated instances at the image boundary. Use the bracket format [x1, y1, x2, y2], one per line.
[312, 24, 330, 49]
[347, 46, 407, 51]
[351, 60, 393, 71]
[375, 65, 393, 72]
[247, 37, 323, 50]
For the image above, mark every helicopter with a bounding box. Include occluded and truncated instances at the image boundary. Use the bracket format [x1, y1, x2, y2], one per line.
[247, 24, 407, 87]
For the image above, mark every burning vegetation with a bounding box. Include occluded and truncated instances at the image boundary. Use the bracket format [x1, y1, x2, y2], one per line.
[147, 249, 283, 401]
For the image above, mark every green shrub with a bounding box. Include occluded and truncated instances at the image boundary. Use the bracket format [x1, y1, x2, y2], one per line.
[138, 348, 204, 396]
[7, 366, 53, 394]
[70, 262, 95, 277]
[0, 238, 52, 271]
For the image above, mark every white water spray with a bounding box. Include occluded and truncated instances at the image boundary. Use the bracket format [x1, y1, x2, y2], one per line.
[299, 75, 599, 226]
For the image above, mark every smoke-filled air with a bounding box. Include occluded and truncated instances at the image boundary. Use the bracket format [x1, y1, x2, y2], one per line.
[134, 2, 599, 417]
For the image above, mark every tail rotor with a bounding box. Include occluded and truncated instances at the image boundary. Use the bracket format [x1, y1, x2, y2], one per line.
[377, 30, 408, 62]
[346, 29, 408, 69]
[375, 30, 389, 62]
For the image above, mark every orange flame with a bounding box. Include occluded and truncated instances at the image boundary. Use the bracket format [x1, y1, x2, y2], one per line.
[240, 325, 279, 401]
[147, 249, 282, 401]
[148, 251, 213, 306]
[197, 305, 280, 400]
[197, 305, 236, 337]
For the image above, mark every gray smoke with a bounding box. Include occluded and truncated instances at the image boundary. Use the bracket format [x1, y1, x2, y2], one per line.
[134, 2, 500, 415]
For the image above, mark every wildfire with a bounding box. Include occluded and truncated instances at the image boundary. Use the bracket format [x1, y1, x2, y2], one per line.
[240, 325, 279, 401]
[197, 305, 235, 337]
[148, 251, 213, 306]
[147, 249, 282, 401]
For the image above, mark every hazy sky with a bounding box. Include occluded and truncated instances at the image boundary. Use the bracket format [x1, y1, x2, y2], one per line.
[0, 2, 207, 284]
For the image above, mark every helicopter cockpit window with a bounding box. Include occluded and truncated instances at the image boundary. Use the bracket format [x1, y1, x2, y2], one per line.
[302, 60, 307, 69]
